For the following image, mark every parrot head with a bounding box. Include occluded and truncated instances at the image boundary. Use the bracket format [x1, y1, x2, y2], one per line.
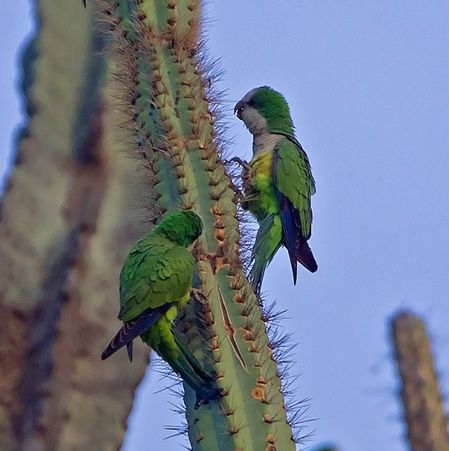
[234, 86, 294, 136]
[156, 210, 203, 247]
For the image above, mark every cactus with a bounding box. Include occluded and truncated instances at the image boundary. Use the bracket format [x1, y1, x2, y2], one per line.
[0, 0, 304, 449]
[98, 0, 298, 449]
[391, 311, 449, 451]
[0, 1, 151, 449]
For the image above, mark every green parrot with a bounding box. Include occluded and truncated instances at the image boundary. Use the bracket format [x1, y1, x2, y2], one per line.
[233, 86, 317, 292]
[101, 210, 219, 400]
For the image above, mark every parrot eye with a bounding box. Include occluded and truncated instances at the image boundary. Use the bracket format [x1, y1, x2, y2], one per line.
[237, 105, 244, 118]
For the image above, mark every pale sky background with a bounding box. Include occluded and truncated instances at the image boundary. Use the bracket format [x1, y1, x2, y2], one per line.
[2, 1, 449, 450]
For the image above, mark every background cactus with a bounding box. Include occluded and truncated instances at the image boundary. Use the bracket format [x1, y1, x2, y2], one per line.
[391, 311, 449, 451]
[0, 2, 151, 449]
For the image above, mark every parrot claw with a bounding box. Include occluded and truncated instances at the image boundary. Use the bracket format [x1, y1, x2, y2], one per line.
[190, 288, 208, 305]
[227, 156, 252, 171]
[194, 388, 223, 407]
[236, 191, 259, 208]
[240, 192, 259, 202]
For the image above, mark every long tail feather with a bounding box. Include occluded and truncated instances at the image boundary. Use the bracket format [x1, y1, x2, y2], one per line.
[297, 241, 318, 273]
[126, 342, 133, 361]
[172, 327, 215, 382]
[278, 192, 301, 284]
[101, 304, 170, 361]
[250, 215, 282, 293]
[169, 351, 221, 400]
[280, 204, 298, 284]
[250, 260, 268, 294]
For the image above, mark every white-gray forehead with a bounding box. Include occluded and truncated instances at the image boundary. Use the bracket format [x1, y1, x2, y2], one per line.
[240, 88, 259, 104]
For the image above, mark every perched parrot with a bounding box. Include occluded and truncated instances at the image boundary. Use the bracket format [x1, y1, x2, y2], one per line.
[101, 210, 219, 400]
[233, 86, 317, 292]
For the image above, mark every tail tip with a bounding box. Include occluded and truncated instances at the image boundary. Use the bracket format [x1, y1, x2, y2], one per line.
[126, 342, 133, 362]
[101, 346, 113, 360]
[292, 265, 298, 285]
[297, 242, 318, 273]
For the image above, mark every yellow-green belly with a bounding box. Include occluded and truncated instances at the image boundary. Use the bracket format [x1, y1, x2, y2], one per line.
[140, 291, 190, 361]
[246, 150, 279, 221]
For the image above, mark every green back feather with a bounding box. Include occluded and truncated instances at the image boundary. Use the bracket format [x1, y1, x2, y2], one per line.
[274, 139, 315, 238]
[118, 210, 202, 320]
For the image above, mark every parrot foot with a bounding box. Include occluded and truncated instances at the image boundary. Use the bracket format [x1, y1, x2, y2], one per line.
[191, 288, 208, 305]
[235, 191, 259, 209]
[227, 156, 252, 171]
[230, 157, 256, 186]
[194, 388, 223, 407]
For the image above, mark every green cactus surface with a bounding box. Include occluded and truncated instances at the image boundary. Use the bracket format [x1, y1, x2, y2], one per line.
[98, 0, 299, 449]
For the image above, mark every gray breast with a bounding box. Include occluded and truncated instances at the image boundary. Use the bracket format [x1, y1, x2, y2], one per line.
[252, 133, 283, 155]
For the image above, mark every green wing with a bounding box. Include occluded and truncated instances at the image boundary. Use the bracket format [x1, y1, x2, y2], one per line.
[118, 241, 195, 321]
[273, 137, 315, 239]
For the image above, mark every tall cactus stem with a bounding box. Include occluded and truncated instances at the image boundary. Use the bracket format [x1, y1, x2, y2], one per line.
[96, 0, 299, 449]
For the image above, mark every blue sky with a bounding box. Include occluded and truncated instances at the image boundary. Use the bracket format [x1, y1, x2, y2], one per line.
[2, 1, 449, 450]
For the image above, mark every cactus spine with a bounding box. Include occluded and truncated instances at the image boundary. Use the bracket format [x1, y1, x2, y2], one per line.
[99, 0, 297, 449]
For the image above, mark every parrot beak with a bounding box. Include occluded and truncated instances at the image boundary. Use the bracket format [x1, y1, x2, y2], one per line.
[234, 101, 244, 119]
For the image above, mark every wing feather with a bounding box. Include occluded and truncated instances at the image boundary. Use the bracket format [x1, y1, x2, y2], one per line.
[273, 138, 317, 276]
[273, 138, 315, 240]
[101, 304, 171, 361]
[119, 244, 195, 321]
